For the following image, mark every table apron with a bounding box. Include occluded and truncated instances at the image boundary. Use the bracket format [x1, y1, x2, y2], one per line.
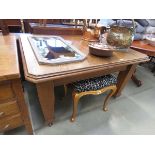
[53, 65, 127, 86]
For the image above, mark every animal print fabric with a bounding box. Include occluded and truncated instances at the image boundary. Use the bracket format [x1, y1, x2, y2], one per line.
[72, 74, 117, 93]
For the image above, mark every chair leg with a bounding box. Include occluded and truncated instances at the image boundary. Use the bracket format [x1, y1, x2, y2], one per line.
[103, 86, 117, 111]
[70, 92, 80, 122]
[70, 85, 117, 122]
[64, 84, 67, 97]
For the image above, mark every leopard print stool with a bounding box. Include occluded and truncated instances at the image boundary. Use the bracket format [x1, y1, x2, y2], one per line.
[70, 74, 117, 122]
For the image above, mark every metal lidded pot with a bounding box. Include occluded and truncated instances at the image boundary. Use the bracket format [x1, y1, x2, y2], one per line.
[106, 19, 135, 49]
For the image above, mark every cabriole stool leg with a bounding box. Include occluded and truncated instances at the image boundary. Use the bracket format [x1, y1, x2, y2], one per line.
[70, 92, 80, 122]
[103, 86, 117, 111]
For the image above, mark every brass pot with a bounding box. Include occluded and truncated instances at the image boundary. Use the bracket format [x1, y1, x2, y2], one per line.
[106, 20, 135, 49]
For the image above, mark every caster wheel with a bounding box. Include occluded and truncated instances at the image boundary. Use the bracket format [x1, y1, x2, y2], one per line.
[70, 117, 75, 122]
[137, 81, 142, 87]
[48, 123, 53, 127]
[103, 107, 108, 112]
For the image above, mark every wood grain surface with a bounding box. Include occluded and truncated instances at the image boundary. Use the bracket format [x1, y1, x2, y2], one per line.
[131, 40, 155, 56]
[18, 34, 149, 125]
[0, 34, 19, 81]
[19, 34, 148, 83]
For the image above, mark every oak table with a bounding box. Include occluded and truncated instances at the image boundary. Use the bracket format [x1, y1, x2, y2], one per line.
[19, 34, 148, 126]
[0, 34, 33, 134]
[131, 40, 155, 57]
[130, 40, 155, 86]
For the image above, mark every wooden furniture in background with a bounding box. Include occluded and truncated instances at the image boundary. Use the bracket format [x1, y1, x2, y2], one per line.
[23, 19, 100, 34]
[23, 19, 63, 33]
[130, 40, 155, 86]
[38, 19, 47, 26]
[28, 23, 83, 35]
[0, 34, 33, 134]
[0, 19, 22, 33]
[19, 34, 148, 126]
[4, 19, 21, 27]
[131, 40, 155, 57]
[0, 20, 9, 35]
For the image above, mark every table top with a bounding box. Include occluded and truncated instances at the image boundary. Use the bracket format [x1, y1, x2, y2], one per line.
[131, 40, 155, 56]
[19, 34, 148, 82]
[0, 34, 19, 81]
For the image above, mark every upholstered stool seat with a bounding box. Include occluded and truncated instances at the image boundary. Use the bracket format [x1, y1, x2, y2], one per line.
[70, 74, 117, 122]
[72, 74, 117, 93]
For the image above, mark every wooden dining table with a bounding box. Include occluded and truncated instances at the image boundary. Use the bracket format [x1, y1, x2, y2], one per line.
[130, 40, 155, 86]
[19, 34, 148, 126]
[131, 40, 155, 57]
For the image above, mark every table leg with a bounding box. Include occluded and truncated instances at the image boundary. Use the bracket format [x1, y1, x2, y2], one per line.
[148, 56, 155, 73]
[131, 74, 142, 87]
[36, 81, 55, 126]
[114, 64, 137, 97]
[151, 65, 155, 73]
[151, 57, 155, 73]
[12, 79, 33, 134]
